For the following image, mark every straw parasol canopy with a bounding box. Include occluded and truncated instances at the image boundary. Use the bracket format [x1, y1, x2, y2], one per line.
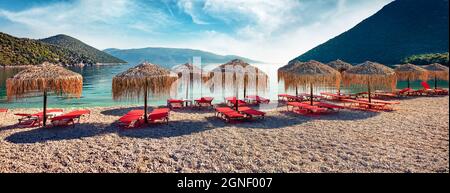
[423, 63, 449, 89]
[210, 59, 268, 110]
[342, 61, 396, 103]
[327, 59, 353, 73]
[6, 62, 83, 126]
[327, 59, 353, 93]
[112, 62, 178, 123]
[173, 63, 208, 99]
[394, 63, 429, 88]
[278, 60, 341, 105]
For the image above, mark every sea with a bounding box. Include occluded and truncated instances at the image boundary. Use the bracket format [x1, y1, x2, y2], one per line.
[0, 63, 448, 109]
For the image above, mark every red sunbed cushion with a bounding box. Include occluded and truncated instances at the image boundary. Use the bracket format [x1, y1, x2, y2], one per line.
[287, 102, 309, 108]
[15, 109, 64, 117]
[119, 110, 144, 123]
[215, 107, 235, 113]
[195, 97, 214, 103]
[357, 98, 400, 105]
[398, 88, 412, 93]
[317, 102, 345, 109]
[51, 110, 90, 121]
[167, 99, 184, 103]
[421, 81, 431, 90]
[222, 110, 244, 118]
[0, 108, 7, 113]
[238, 106, 265, 116]
[149, 108, 170, 120]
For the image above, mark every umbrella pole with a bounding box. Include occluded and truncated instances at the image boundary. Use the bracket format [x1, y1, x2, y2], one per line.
[435, 75, 437, 89]
[256, 74, 259, 97]
[407, 77, 410, 89]
[310, 83, 314, 106]
[295, 86, 298, 97]
[144, 81, 148, 124]
[368, 80, 372, 104]
[186, 77, 189, 99]
[235, 75, 239, 111]
[244, 77, 247, 99]
[43, 90, 47, 127]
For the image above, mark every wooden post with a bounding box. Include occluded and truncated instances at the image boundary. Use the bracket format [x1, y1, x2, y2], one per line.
[435, 75, 438, 89]
[295, 86, 298, 97]
[310, 83, 314, 105]
[144, 81, 148, 124]
[235, 73, 239, 111]
[407, 77, 410, 88]
[43, 90, 47, 127]
[368, 80, 372, 104]
[243, 75, 247, 99]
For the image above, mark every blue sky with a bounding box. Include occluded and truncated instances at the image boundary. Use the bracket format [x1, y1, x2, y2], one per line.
[0, 0, 392, 63]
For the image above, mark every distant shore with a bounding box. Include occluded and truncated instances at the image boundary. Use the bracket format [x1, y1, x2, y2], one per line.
[0, 96, 448, 173]
[1, 62, 127, 69]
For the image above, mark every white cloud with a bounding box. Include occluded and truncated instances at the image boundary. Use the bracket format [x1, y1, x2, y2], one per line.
[177, 0, 209, 24]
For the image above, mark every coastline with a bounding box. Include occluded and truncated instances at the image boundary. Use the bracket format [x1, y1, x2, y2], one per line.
[1, 62, 127, 69]
[0, 96, 448, 173]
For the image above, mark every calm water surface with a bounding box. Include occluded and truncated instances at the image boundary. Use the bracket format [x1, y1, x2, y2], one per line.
[0, 63, 448, 109]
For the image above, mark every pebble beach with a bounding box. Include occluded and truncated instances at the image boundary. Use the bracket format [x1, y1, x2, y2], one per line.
[0, 96, 448, 173]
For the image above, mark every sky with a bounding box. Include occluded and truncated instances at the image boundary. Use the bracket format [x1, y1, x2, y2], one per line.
[0, 0, 393, 63]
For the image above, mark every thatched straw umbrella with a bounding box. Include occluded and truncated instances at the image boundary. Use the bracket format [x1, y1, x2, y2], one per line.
[423, 63, 449, 89]
[210, 59, 268, 110]
[278, 60, 341, 105]
[327, 59, 353, 93]
[394, 63, 429, 88]
[173, 63, 209, 99]
[112, 62, 178, 123]
[342, 61, 396, 103]
[327, 59, 353, 73]
[6, 62, 83, 126]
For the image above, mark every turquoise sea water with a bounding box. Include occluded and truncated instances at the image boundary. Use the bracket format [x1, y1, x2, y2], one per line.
[0, 63, 448, 109]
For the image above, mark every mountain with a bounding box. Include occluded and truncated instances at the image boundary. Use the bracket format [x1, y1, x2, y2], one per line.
[292, 0, 449, 65]
[1, 32, 93, 66]
[104, 47, 259, 67]
[40, 34, 125, 64]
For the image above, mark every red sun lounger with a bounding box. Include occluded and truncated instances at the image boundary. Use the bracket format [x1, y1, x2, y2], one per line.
[316, 102, 346, 111]
[194, 97, 214, 108]
[373, 92, 397, 98]
[167, 99, 185, 109]
[0, 108, 7, 115]
[320, 92, 352, 101]
[118, 110, 145, 128]
[245, 95, 270, 104]
[225, 97, 248, 107]
[286, 102, 327, 114]
[14, 109, 64, 127]
[148, 108, 170, 124]
[278, 94, 304, 102]
[417, 81, 449, 95]
[340, 99, 388, 110]
[238, 106, 265, 119]
[394, 88, 414, 96]
[50, 110, 91, 127]
[214, 106, 245, 123]
[357, 98, 400, 105]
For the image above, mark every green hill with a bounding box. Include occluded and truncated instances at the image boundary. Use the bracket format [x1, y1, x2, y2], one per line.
[292, 0, 449, 65]
[40, 34, 125, 64]
[104, 47, 259, 68]
[1, 32, 93, 66]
